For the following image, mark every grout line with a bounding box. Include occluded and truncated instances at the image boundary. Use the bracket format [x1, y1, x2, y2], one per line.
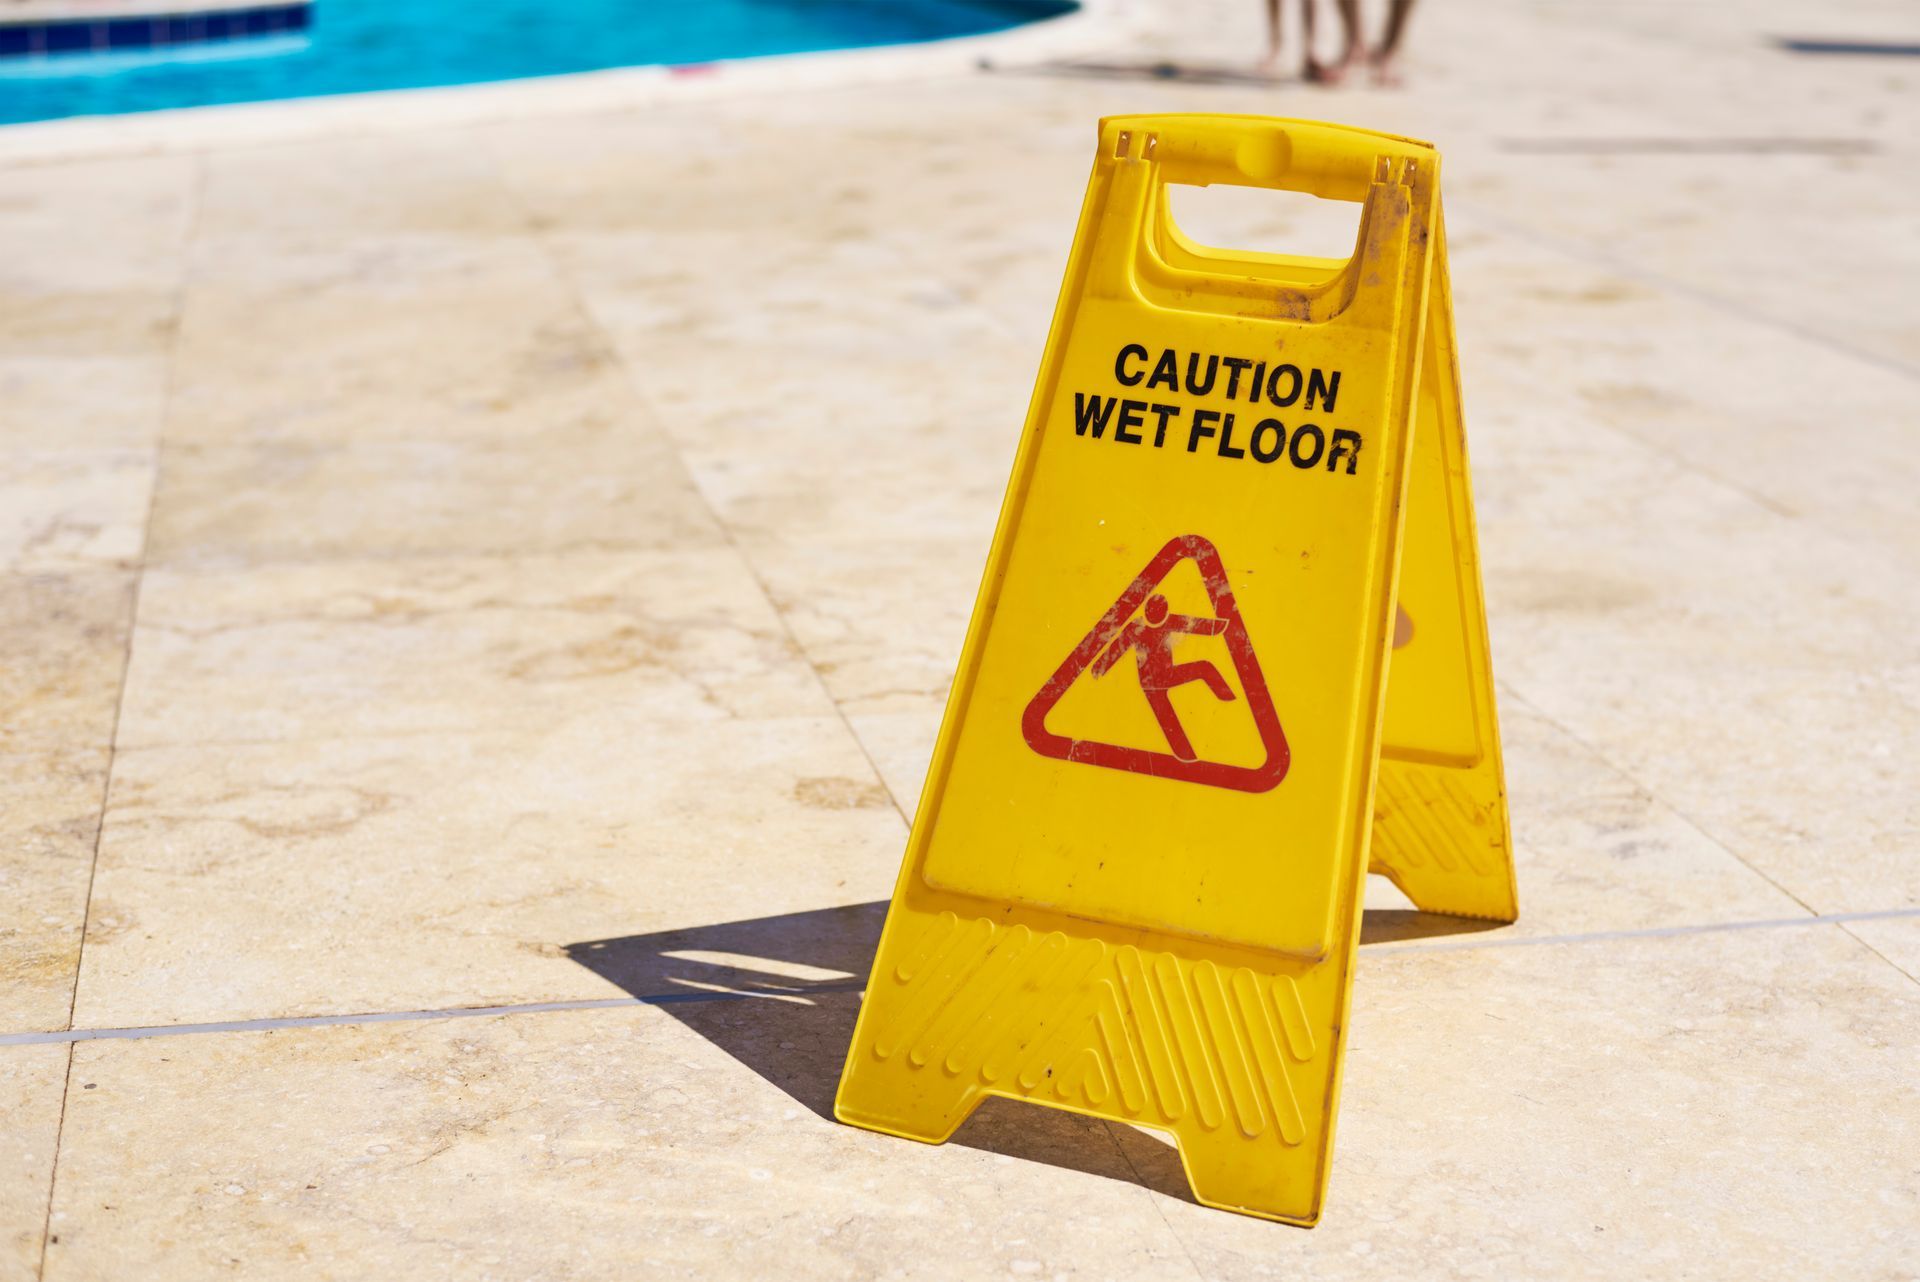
[36, 152, 205, 1282]
[0, 986, 867, 1047]
[5, 909, 1916, 1051]
[1100, 1119, 1207, 1274]
[481, 135, 916, 832]
[95, 709, 896, 758]
[1836, 922, 1920, 985]
[30, 1044, 72, 1279]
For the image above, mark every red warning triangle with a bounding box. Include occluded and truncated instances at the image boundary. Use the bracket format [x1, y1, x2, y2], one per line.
[1021, 534, 1290, 793]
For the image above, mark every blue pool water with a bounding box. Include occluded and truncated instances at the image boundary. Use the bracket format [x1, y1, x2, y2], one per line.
[0, 0, 1074, 126]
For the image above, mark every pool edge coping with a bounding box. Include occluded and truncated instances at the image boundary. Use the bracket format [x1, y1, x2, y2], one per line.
[0, 0, 1132, 167]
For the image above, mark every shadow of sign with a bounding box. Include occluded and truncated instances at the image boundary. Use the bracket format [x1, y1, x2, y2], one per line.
[567, 903, 878, 1120]
[1357, 907, 1506, 947]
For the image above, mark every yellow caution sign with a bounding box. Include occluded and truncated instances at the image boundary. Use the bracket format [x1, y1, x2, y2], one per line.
[835, 115, 1517, 1226]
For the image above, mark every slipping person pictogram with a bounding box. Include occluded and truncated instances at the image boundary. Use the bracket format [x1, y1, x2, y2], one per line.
[1022, 534, 1289, 794]
[1091, 593, 1236, 762]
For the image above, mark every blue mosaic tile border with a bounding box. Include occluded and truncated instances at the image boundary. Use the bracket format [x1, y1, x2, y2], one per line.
[0, 3, 311, 58]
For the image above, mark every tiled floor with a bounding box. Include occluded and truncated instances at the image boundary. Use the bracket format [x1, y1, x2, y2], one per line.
[2, 0, 1917, 1276]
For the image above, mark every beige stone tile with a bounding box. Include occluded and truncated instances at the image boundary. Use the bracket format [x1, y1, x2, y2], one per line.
[142, 429, 720, 569]
[0, 155, 195, 294]
[1153, 925, 1920, 1277]
[192, 131, 523, 248]
[0, 155, 194, 365]
[0, 288, 178, 363]
[44, 1005, 1195, 1281]
[661, 346, 1025, 529]
[0, 750, 107, 1034]
[74, 712, 903, 1026]
[169, 236, 631, 448]
[0, 1044, 66, 1282]
[538, 227, 1014, 410]
[0, 571, 136, 757]
[115, 548, 823, 748]
[0, 357, 170, 451]
[0, 451, 154, 573]
[489, 110, 959, 244]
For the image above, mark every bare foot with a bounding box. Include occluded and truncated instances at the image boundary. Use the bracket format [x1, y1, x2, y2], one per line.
[1371, 50, 1406, 87]
[1307, 44, 1366, 86]
[1257, 50, 1286, 80]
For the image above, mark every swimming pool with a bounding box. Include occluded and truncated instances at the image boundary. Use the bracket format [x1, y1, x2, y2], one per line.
[0, 0, 1076, 126]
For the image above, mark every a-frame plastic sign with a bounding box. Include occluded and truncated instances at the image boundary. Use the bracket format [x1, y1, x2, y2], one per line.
[835, 115, 1518, 1227]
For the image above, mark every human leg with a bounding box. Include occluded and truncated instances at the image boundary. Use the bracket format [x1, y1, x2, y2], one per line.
[1372, 0, 1419, 85]
[1259, 0, 1284, 73]
[1306, 0, 1363, 83]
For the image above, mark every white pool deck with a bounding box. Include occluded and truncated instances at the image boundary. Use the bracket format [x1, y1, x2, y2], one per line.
[3, 0, 1919, 1277]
